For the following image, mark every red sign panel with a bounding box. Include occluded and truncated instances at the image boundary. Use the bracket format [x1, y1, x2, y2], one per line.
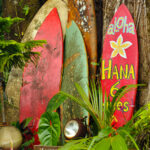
[101, 4, 138, 128]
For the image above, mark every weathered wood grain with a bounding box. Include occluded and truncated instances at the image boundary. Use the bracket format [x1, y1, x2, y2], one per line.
[68, 0, 97, 79]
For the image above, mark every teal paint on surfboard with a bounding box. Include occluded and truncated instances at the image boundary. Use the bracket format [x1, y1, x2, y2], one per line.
[61, 21, 89, 131]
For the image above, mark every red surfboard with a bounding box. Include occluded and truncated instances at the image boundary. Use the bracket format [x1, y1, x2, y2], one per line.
[101, 4, 138, 128]
[19, 8, 63, 142]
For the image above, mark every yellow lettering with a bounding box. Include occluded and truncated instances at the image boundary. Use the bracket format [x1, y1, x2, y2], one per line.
[117, 102, 122, 111]
[110, 81, 120, 97]
[124, 102, 129, 112]
[120, 65, 128, 79]
[128, 65, 135, 79]
[112, 65, 119, 79]
[102, 60, 112, 80]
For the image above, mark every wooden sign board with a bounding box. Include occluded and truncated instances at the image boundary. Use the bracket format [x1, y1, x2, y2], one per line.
[34, 146, 61, 150]
[101, 4, 138, 128]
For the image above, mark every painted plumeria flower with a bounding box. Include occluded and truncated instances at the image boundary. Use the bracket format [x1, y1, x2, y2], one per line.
[110, 34, 132, 59]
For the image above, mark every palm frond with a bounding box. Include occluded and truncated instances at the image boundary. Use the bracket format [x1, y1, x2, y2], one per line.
[98, 83, 103, 124]
[60, 90, 101, 130]
[24, 40, 46, 50]
[118, 129, 139, 150]
[60, 137, 94, 150]
[0, 39, 46, 72]
[110, 84, 143, 117]
[61, 82, 141, 131]
[75, 83, 91, 107]
[124, 103, 150, 130]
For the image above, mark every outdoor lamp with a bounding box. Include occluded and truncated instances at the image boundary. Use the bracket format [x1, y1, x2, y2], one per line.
[64, 119, 87, 140]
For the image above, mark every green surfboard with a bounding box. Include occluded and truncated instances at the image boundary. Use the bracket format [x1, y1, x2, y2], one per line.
[61, 21, 89, 138]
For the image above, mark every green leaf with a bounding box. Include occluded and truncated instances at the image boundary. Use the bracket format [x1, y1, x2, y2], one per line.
[46, 93, 67, 112]
[14, 33, 19, 37]
[0, 17, 24, 37]
[118, 129, 139, 150]
[91, 62, 100, 66]
[125, 103, 149, 129]
[90, 80, 98, 115]
[110, 86, 126, 115]
[110, 84, 144, 117]
[21, 117, 32, 129]
[94, 137, 111, 150]
[0, 39, 46, 73]
[11, 121, 21, 129]
[111, 134, 128, 150]
[75, 82, 91, 106]
[60, 137, 93, 150]
[20, 137, 34, 149]
[60, 90, 101, 130]
[88, 127, 113, 150]
[38, 111, 60, 146]
[97, 127, 113, 140]
[23, 5, 30, 16]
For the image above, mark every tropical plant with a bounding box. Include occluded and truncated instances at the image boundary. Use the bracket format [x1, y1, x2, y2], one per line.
[12, 118, 34, 150]
[38, 81, 147, 150]
[124, 103, 150, 149]
[38, 94, 66, 146]
[58, 82, 141, 150]
[0, 17, 46, 73]
[0, 17, 46, 80]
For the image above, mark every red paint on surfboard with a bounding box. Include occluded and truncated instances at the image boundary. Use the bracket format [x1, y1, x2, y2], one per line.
[19, 8, 63, 142]
[101, 4, 138, 128]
